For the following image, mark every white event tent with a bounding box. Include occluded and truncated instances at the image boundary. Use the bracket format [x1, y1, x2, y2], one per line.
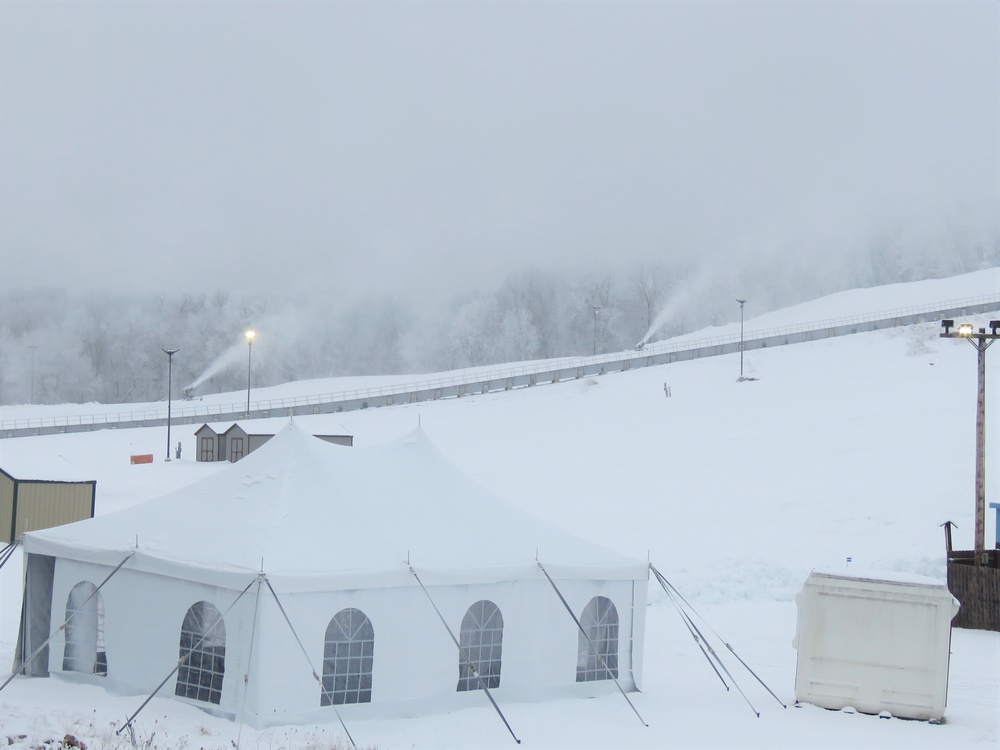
[14, 423, 648, 727]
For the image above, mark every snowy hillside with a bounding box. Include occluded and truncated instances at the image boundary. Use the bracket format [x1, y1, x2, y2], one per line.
[0, 270, 997, 749]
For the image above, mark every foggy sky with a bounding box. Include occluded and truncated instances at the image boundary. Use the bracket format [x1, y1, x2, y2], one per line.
[1, 1, 996, 311]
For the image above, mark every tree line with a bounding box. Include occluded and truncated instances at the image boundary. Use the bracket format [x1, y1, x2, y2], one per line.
[1, 229, 995, 406]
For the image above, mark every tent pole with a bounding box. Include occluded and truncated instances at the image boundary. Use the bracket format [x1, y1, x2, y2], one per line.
[235, 577, 264, 747]
[118, 575, 257, 736]
[650, 564, 785, 710]
[2, 550, 134, 693]
[536, 562, 648, 727]
[261, 577, 358, 750]
[409, 566, 521, 745]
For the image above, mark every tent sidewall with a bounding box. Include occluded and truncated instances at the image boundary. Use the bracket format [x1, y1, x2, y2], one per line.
[40, 556, 646, 725]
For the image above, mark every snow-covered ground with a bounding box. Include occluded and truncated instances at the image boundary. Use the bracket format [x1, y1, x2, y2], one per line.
[0, 269, 998, 749]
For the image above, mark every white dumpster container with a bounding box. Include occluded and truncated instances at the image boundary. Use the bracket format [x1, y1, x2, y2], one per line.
[793, 569, 960, 721]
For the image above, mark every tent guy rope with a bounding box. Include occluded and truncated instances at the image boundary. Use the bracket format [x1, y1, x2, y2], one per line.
[262, 576, 358, 750]
[536, 561, 648, 727]
[0, 536, 21, 573]
[653, 565, 730, 692]
[650, 563, 761, 716]
[650, 563, 786, 711]
[410, 566, 522, 745]
[117, 575, 257, 736]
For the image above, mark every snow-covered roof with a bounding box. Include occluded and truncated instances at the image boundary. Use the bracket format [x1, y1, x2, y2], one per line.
[0, 458, 96, 484]
[809, 568, 950, 589]
[24, 422, 645, 590]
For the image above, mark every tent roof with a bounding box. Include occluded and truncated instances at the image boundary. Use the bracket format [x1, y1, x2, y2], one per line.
[24, 422, 645, 590]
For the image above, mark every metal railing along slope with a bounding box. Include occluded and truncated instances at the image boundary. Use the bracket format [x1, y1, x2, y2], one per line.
[2, 292, 997, 437]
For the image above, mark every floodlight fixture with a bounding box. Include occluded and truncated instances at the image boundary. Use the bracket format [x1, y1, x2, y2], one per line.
[958, 323, 974, 337]
[941, 320, 954, 334]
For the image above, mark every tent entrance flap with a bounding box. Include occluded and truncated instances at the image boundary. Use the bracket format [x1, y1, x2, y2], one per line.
[7, 551, 133, 692]
[14, 553, 55, 677]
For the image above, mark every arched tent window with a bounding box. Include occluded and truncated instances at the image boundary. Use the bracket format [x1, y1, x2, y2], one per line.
[457, 600, 503, 691]
[322, 608, 374, 706]
[175, 601, 226, 705]
[576, 596, 619, 682]
[62, 581, 107, 676]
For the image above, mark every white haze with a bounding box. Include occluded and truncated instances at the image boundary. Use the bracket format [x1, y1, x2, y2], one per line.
[0, 1, 996, 311]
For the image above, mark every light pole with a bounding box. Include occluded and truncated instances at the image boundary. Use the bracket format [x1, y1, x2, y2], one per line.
[28, 345, 38, 404]
[244, 329, 256, 415]
[592, 305, 602, 356]
[940, 319, 1000, 565]
[162, 348, 179, 462]
[736, 299, 748, 380]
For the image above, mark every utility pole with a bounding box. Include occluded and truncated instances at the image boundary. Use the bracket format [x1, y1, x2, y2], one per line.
[736, 299, 747, 380]
[592, 305, 602, 356]
[163, 348, 178, 462]
[245, 330, 256, 414]
[940, 319, 999, 565]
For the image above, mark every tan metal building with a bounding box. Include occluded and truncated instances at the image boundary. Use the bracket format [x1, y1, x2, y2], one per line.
[0, 467, 96, 543]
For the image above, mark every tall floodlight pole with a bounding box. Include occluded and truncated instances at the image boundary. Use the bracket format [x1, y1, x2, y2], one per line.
[162, 348, 179, 462]
[28, 345, 39, 404]
[940, 319, 999, 566]
[245, 329, 256, 415]
[736, 299, 747, 380]
[592, 305, 602, 356]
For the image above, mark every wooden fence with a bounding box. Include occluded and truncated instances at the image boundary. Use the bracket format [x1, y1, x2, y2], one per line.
[947, 550, 1000, 631]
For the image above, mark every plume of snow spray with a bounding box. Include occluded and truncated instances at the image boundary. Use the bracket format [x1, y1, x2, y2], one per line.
[638, 264, 719, 346]
[186, 342, 251, 392]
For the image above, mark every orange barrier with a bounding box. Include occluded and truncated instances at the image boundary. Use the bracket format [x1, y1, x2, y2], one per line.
[130, 454, 154, 465]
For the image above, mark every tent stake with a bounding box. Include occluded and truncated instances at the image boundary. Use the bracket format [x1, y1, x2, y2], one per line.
[3, 550, 134, 694]
[537, 561, 648, 727]
[410, 566, 521, 744]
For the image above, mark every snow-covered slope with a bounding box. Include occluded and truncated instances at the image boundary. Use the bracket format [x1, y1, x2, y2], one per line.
[0, 269, 997, 749]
